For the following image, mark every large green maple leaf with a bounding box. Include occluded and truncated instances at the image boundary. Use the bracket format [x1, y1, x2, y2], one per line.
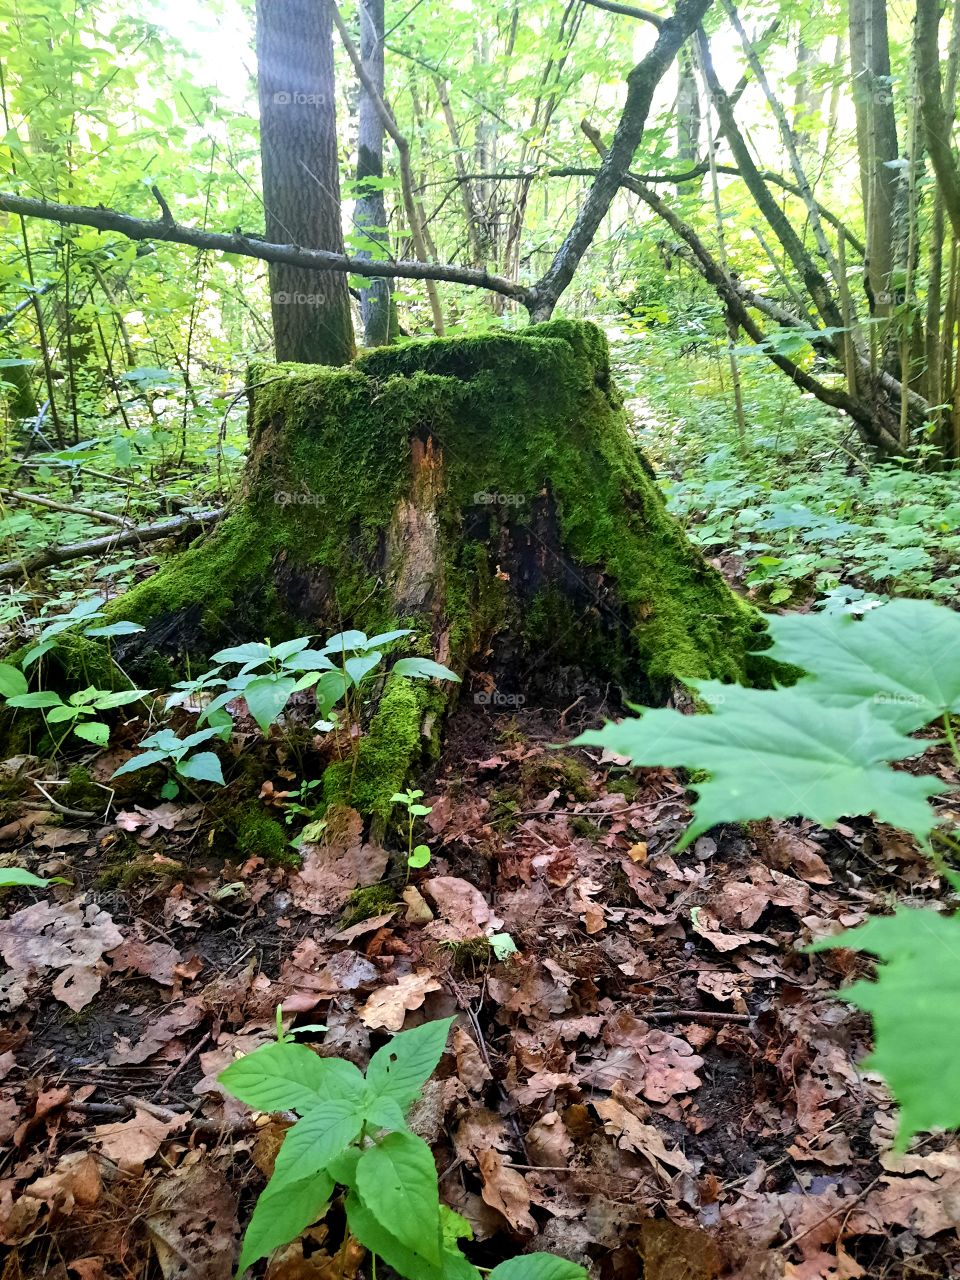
[572, 682, 945, 845]
[764, 599, 960, 732]
[812, 908, 960, 1147]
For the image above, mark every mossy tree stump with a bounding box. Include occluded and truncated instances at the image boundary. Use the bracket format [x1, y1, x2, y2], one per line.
[112, 320, 762, 817]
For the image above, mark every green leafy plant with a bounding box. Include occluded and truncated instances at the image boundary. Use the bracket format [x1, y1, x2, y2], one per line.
[0, 867, 69, 888]
[112, 725, 227, 786]
[574, 598, 960, 1147]
[219, 1018, 586, 1279]
[391, 788, 433, 877]
[4, 682, 149, 751]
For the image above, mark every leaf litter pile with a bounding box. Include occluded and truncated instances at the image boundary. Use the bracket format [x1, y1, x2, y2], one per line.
[2, 693, 960, 1280]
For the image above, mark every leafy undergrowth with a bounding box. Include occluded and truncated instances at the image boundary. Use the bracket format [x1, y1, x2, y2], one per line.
[2, 691, 960, 1280]
[612, 329, 960, 612]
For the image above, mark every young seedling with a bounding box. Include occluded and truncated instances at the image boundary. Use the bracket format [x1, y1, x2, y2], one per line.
[112, 725, 227, 786]
[219, 1017, 586, 1279]
[391, 788, 433, 879]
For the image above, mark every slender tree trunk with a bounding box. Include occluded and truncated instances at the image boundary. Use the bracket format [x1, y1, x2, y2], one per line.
[355, 0, 393, 347]
[675, 45, 700, 195]
[849, 0, 900, 324]
[255, 0, 356, 365]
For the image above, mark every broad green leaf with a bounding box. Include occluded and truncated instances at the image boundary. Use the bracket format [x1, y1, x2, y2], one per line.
[765, 600, 960, 731]
[176, 751, 224, 785]
[91, 688, 151, 709]
[489, 1257, 589, 1279]
[409, 844, 431, 868]
[345, 1190, 460, 1280]
[362, 1095, 406, 1132]
[285, 650, 335, 672]
[365, 1017, 454, 1111]
[47, 703, 82, 723]
[219, 1041, 365, 1114]
[573, 684, 946, 845]
[811, 908, 960, 1147]
[243, 675, 297, 733]
[8, 690, 63, 709]
[212, 642, 271, 667]
[84, 621, 145, 638]
[344, 651, 382, 686]
[271, 1100, 365, 1182]
[365, 628, 413, 648]
[21, 639, 57, 667]
[270, 637, 312, 661]
[236, 1169, 333, 1274]
[0, 868, 56, 888]
[392, 656, 461, 682]
[74, 720, 110, 746]
[322, 630, 368, 654]
[314, 669, 350, 717]
[355, 1131, 441, 1264]
[111, 749, 168, 777]
[0, 664, 27, 697]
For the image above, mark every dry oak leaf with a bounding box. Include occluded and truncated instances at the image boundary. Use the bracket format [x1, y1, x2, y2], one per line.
[359, 970, 441, 1032]
[51, 962, 105, 1012]
[526, 1111, 574, 1168]
[594, 1095, 692, 1182]
[108, 938, 183, 986]
[423, 875, 503, 940]
[94, 1106, 188, 1174]
[108, 998, 204, 1065]
[0, 897, 122, 974]
[478, 1148, 536, 1234]
[292, 841, 389, 914]
[146, 1164, 239, 1280]
[452, 1026, 492, 1093]
[24, 1152, 102, 1214]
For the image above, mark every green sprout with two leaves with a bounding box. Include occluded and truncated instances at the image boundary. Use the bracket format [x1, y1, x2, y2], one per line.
[391, 788, 433, 878]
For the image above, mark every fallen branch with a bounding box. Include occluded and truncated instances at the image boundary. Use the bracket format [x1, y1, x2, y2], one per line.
[0, 487, 133, 528]
[0, 507, 224, 580]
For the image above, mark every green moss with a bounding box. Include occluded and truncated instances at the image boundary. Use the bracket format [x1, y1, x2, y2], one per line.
[323, 675, 429, 821]
[59, 765, 102, 812]
[571, 816, 599, 838]
[341, 881, 396, 928]
[98, 851, 185, 890]
[521, 752, 593, 802]
[606, 777, 637, 800]
[234, 803, 291, 864]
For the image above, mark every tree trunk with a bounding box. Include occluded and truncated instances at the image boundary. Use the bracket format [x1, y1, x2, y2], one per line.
[255, 0, 356, 365]
[849, 0, 900, 323]
[109, 322, 764, 820]
[355, 0, 393, 347]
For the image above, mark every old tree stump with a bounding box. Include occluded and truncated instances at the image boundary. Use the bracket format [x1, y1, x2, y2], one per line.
[111, 320, 763, 817]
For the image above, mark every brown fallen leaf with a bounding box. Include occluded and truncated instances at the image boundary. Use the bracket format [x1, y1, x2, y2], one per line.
[0, 897, 122, 976]
[94, 1105, 188, 1173]
[423, 876, 503, 940]
[453, 1026, 492, 1093]
[359, 971, 441, 1031]
[146, 1164, 239, 1280]
[51, 963, 105, 1012]
[24, 1152, 102, 1214]
[108, 937, 183, 986]
[478, 1148, 536, 1233]
[109, 998, 204, 1065]
[594, 1095, 692, 1182]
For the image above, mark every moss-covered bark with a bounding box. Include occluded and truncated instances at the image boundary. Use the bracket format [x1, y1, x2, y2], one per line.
[110, 319, 765, 815]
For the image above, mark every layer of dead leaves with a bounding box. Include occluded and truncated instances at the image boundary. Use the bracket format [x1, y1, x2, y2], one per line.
[1, 717, 958, 1280]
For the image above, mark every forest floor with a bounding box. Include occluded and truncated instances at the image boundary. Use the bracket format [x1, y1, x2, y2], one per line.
[2, 336, 960, 1280]
[2, 680, 960, 1280]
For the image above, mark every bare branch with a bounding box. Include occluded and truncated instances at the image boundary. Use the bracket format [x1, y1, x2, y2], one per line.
[0, 191, 531, 306]
[583, 0, 663, 26]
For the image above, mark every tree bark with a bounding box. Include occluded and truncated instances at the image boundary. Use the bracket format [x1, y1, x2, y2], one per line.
[255, 0, 356, 364]
[849, 0, 900, 321]
[355, 0, 393, 347]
